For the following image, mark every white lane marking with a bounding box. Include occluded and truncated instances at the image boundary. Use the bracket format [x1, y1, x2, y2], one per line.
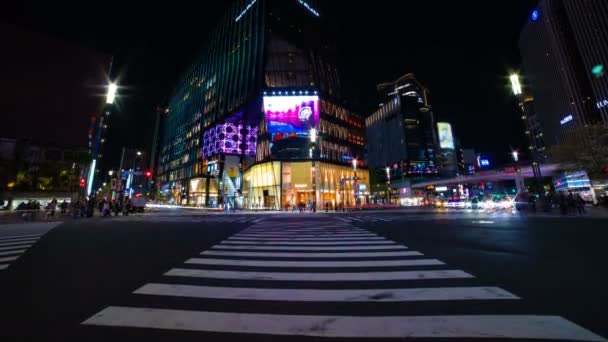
[201, 250, 422, 258]
[0, 234, 43, 241]
[164, 269, 473, 281]
[83, 309, 606, 341]
[0, 239, 40, 247]
[0, 256, 19, 263]
[227, 237, 385, 242]
[240, 230, 367, 234]
[212, 245, 408, 251]
[220, 240, 397, 246]
[134, 284, 519, 302]
[0, 237, 40, 243]
[185, 258, 444, 268]
[235, 234, 372, 238]
[0, 249, 26, 257]
[236, 231, 372, 236]
[0, 244, 33, 252]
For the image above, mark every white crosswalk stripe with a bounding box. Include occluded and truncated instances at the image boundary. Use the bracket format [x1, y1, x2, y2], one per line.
[0, 234, 42, 271]
[82, 218, 607, 341]
[200, 250, 422, 258]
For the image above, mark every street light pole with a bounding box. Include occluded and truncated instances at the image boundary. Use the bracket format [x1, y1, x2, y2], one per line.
[87, 81, 118, 197]
[310, 128, 317, 213]
[386, 166, 391, 204]
[352, 158, 358, 207]
[512, 150, 525, 194]
[510, 72, 542, 191]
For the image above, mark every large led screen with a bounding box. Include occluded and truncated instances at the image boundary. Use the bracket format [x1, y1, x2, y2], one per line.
[202, 122, 258, 158]
[437, 122, 455, 150]
[263, 95, 320, 142]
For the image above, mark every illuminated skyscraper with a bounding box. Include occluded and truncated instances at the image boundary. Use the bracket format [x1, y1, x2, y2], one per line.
[519, 0, 607, 146]
[157, 0, 367, 209]
[365, 74, 439, 202]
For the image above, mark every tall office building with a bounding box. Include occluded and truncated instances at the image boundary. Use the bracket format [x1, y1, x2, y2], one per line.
[519, 0, 607, 146]
[157, 0, 367, 209]
[365, 74, 439, 199]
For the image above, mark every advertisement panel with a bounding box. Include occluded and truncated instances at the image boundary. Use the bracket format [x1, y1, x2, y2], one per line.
[437, 122, 455, 150]
[263, 95, 320, 142]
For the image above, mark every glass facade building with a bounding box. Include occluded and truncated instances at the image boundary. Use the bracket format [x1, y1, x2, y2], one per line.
[519, 0, 607, 147]
[365, 74, 439, 202]
[157, 0, 367, 208]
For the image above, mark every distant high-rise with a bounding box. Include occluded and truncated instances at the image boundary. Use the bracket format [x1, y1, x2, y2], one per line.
[365, 74, 439, 201]
[519, 0, 607, 146]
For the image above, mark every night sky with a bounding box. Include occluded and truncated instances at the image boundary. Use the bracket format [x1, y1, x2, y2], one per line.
[1, 0, 536, 167]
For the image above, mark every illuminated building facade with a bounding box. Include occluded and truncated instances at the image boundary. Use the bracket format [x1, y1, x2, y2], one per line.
[157, 0, 367, 208]
[519, 1, 607, 147]
[365, 74, 438, 202]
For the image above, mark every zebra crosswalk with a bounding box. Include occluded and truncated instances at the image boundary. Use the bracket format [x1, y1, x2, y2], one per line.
[0, 233, 45, 270]
[120, 215, 259, 224]
[82, 219, 606, 341]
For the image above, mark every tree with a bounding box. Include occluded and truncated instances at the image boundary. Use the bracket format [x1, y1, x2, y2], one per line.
[548, 123, 608, 179]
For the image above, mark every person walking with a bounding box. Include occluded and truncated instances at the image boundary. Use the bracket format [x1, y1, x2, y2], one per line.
[559, 193, 567, 215]
[79, 198, 87, 218]
[576, 194, 586, 215]
[113, 200, 121, 216]
[123, 197, 131, 216]
[103, 199, 111, 217]
[567, 192, 576, 215]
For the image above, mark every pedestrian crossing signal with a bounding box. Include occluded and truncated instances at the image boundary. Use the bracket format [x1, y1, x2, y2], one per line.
[80, 178, 86, 188]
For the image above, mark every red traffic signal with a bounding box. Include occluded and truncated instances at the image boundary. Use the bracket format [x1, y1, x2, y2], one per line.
[145, 171, 152, 178]
[80, 178, 86, 188]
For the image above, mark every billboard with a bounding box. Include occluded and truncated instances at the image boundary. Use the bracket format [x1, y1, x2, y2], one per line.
[201, 111, 258, 158]
[263, 95, 320, 142]
[437, 122, 455, 150]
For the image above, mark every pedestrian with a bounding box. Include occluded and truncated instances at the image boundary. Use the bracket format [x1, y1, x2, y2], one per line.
[60, 200, 67, 214]
[567, 192, 576, 215]
[123, 197, 131, 216]
[113, 200, 121, 216]
[87, 197, 95, 217]
[559, 193, 567, 215]
[103, 199, 111, 217]
[80, 198, 87, 218]
[528, 195, 536, 213]
[576, 194, 585, 215]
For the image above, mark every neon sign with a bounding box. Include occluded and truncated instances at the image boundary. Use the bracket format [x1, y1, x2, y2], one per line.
[597, 99, 608, 110]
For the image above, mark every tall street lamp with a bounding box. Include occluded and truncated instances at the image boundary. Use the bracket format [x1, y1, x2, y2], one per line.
[510, 72, 542, 185]
[87, 81, 118, 197]
[352, 158, 358, 207]
[386, 166, 391, 204]
[310, 127, 317, 212]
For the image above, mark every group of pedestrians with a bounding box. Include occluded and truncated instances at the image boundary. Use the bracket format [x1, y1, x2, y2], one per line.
[67, 196, 133, 219]
[558, 191, 586, 216]
[96, 197, 132, 217]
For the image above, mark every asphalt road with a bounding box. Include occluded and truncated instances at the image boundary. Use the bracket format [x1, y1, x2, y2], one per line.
[0, 210, 606, 341]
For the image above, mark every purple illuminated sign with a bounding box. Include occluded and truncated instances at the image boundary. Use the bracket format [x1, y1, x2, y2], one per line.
[263, 95, 319, 142]
[202, 120, 258, 158]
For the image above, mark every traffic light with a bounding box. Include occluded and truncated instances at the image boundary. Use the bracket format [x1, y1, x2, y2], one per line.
[80, 178, 86, 188]
[145, 171, 152, 178]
